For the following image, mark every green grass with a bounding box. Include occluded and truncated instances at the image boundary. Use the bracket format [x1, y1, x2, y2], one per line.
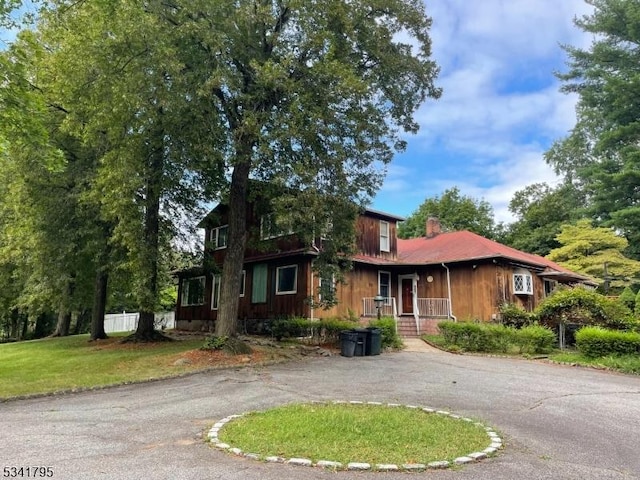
[0, 333, 205, 399]
[218, 403, 491, 465]
[549, 351, 640, 375]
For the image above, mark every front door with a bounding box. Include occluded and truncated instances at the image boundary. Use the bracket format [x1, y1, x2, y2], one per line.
[402, 278, 413, 314]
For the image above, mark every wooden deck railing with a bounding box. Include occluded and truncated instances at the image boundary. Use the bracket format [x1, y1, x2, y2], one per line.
[416, 298, 450, 317]
[362, 297, 397, 318]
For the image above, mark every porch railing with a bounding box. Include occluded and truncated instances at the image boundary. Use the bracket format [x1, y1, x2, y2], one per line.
[362, 297, 397, 318]
[416, 298, 451, 317]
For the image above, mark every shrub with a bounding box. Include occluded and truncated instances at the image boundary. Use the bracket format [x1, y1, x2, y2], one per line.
[437, 321, 493, 352]
[499, 303, 536, 328]
[369, 317, 403, 349]
[576, 326, 640, 358]
[536, 287, 634, 330]
[438, 321, 555, 354]
[202, 335, 228, 350]
[618, 286, 636, 311]
[268, 317, 312, 340]
[513, 325, 556, 354]
[308, 318, 355, 346]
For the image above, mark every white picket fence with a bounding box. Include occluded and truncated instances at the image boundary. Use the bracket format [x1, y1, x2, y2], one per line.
[104, 311, 175, 333]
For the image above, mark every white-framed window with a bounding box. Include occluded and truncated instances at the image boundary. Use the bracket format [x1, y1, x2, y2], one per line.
[380, 220, 390, 252]
[210, 225, 228, 249]
[211, 274, 222, 310]
[378, 270, 391, 305]
[318, 272, 336, 302]
[260, 214, 293, 240]
[276, 264, 298, 295]
[181, 276, 205, 306]
[513, 269, 533, 295]
[212, 271, 245, 309]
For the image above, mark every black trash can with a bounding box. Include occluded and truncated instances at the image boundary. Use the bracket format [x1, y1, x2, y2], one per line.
[366, 327, 382, 356]
[354, 328, 369, 356]
[340, 330, 358, 357]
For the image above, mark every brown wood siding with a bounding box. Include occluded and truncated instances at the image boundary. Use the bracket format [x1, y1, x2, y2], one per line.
[355, 216, 398, 260]
[235, 257, 312, 321]
[311, 265, 396, 319]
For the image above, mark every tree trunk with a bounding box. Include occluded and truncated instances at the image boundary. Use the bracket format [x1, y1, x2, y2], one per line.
[90, 268, 109, 340]
[73, 310, 91, 335]
[51, 308, 71, 337]
[131, 120, 165, 342]
[215, 158, 252, 337]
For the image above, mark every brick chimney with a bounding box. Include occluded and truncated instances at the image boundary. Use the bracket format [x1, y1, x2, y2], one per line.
[426, 216, 441, 238]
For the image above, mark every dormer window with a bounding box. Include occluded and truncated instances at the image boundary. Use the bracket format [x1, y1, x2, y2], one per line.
[210, 225, 228, 249]
[380, 220, 390, 252]
[513, 269, 533, 295]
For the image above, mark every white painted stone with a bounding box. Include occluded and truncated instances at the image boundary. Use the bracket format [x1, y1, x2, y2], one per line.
[462, 417, 474, 422]
[366, 401, 383, 405]
[436, 410, 450, 415]
[229, 448, 243, 455]
[244, 453, 260, 460]
[347, 462, 371, 470]
[287, 458, 313, 467]
[490, 442, 503, 449]
[468, 452, 487, 460]
[265, 456, 285, 463]
[491, 437, 502, 443]
[488, 431, 499, 437]
[422, 407, 435, 413]
[483, 447, 498, 454]
[349, 400, 364, 404]
[406, 405, 418, 409]
[427, 461, 450, 469]
[454, 456, 474, 465]
[214, 443, 230, 449]
[402, 463, 426, 471]
[376, 464, 399, 471]
[213, 422, 225, 429]
[387, 403, 401, 407]
[316, 460, 342, 469]
[449, 414, 461, 419]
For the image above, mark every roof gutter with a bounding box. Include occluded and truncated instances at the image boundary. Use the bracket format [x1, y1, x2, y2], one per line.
[442, 263, 457, 322]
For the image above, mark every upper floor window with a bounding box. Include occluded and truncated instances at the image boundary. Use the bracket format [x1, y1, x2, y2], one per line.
[210, 225, 228, 249]
[260, 214, 294, 240]
[513, 269, 533, 295]
[181, 276, 205, 306]
[380, 220, 390, 252]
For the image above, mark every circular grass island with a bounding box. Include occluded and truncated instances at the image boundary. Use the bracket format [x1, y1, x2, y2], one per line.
[208, 401, 503, 471]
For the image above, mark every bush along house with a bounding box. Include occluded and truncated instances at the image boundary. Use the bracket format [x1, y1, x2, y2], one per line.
[176, 199, 596, 337]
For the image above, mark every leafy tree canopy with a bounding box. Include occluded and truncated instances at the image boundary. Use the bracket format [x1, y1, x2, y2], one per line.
[503, 182, 587, 256]
[547, 219, 640, 290]
[398, 187, 496, 239]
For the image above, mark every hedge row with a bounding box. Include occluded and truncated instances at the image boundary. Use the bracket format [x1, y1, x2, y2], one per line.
[437, 321, 556, 354]
[575, 327, 640, 358]
[268, 316, 402, 349]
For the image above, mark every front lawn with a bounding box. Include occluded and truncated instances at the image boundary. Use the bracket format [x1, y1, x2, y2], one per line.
[0, 333, 281, 399]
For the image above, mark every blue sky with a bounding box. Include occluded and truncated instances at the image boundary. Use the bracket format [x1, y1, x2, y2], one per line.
[371, 0, 595, 224]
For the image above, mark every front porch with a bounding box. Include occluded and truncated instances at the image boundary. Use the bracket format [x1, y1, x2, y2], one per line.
[362, 297, 452, 337]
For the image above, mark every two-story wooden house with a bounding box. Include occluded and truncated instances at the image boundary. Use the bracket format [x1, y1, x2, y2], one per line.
[176, 200, 596, 336]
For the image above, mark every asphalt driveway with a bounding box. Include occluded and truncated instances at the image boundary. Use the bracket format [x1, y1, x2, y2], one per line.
[2, 347, 639, 480]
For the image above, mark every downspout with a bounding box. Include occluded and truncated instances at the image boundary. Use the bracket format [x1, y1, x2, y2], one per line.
[413, 273, 420, 336]
[442, 263, 457, 322]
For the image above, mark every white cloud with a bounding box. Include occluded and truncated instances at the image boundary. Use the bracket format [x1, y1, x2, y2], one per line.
[374, 1, 594, 225]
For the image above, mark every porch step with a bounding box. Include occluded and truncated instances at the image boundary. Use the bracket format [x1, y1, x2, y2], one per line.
[396, 318, 419, 338]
